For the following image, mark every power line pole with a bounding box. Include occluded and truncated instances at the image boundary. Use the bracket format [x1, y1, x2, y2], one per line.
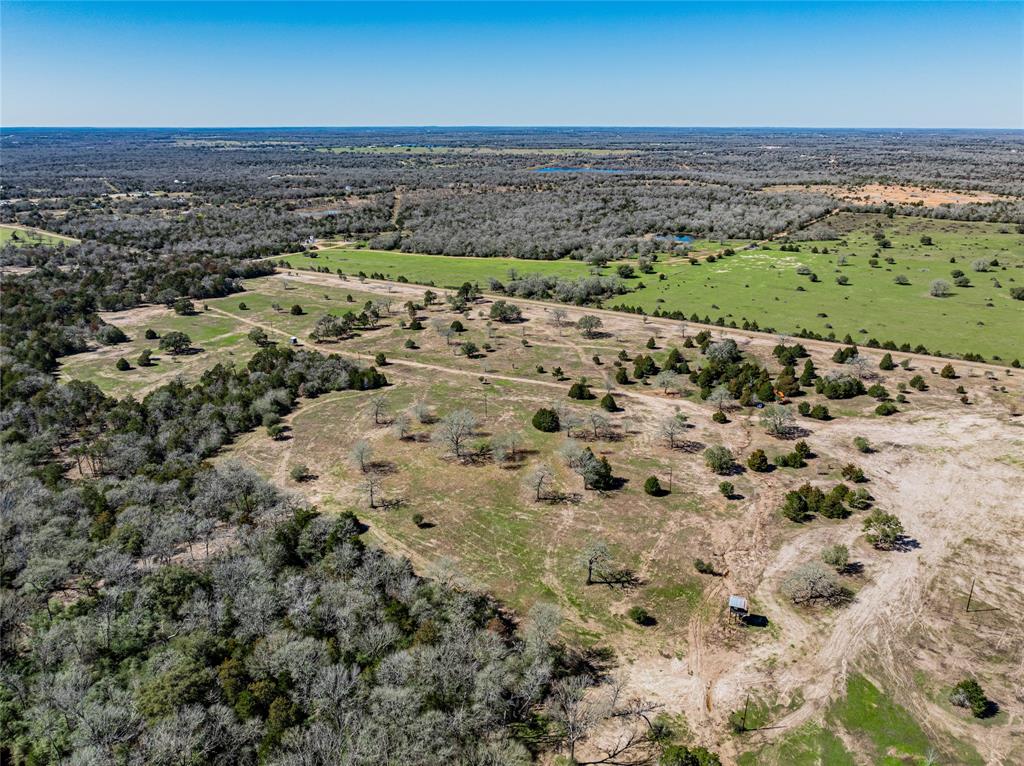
[966, 577, 976, 613]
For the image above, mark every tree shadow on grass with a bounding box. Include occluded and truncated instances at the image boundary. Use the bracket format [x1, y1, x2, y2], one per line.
[594, 568, 642, 590]
[563, 645, 617, 680]
[979, 700, 1001, 719]
[596, 476, 629, 492]
[773, 425, 812, 441]
[379, 496, 406, 512]
[171, 347, 205, 357]
[544, 491, 583, 505]
[892, 536, 921, 552]
[672, 440, 705, 454]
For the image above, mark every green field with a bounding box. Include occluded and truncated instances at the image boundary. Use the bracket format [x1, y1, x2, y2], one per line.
[0, 224, 77, 247]
[279, 246, 591, 287]
[677, 237, 755, 253]
[619, 214, 1023, 361]
[280, 214, 1022, 361]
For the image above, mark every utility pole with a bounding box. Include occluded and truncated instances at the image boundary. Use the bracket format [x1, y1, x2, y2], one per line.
[966, 577, 976, 613]
[668, 467, 673, 493]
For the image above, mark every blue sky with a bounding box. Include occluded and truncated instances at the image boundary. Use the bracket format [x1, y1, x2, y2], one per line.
[2, 1, 1021, 128]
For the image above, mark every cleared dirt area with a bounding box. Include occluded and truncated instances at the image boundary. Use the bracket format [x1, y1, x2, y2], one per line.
[765, 182, 1014, 207]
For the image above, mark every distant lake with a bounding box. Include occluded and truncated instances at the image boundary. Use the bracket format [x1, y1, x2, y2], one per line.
[533, 166, 630, 174]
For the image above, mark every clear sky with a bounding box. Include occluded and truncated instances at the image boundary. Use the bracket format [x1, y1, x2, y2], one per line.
[2, 1, 1021, 128]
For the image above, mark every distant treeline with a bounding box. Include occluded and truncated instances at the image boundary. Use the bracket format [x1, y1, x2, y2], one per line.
[2, 129, 1021, 267]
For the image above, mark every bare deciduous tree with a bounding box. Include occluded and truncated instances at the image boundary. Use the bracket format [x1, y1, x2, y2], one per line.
[492, 431, 520, 464]
[579, 539, 611, 584]
[587, 411, 610, 440]
[527, 464, 553, 501]
[369, 394, 388, 425]
[707, 385, 737, 412]
[554, 402, 583, 438]
[350, 439, 372, 472]
[432, 318, 456, 346]
[653, 370, 685, 395]
[551, 307, 568, 334]
[391, 413, 411, 440]
[547, 674, 661, 764]
[432, 409, 478, 459]
[658, 411, 689, 448]
[760, 403, 794, 436]
[360, 475, 383, 508]
[781, 561, 848, 605]
[411, 399, 432, 424]
[844, 354, 877, 381]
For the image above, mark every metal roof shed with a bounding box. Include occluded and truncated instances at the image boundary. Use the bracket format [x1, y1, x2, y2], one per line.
[728, 595, 749, 614]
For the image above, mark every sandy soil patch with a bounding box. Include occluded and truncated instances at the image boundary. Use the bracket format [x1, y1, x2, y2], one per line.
[765, 183, 1014, 207]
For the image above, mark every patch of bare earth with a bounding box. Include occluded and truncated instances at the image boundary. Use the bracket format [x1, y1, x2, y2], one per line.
[765, 182, 1014, 207]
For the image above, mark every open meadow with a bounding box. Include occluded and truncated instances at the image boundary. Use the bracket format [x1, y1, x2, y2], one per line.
[277, 246, 591, 286]
[621, 214, 1023, 362]
[0, 223, 78, 247]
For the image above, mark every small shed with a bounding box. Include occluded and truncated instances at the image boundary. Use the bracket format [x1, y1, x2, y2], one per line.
[289, 336, 298, 345]
[728, 595, 749, 618]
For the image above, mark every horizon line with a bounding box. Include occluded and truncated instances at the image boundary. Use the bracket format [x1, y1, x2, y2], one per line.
[3, 125, 1022, 132]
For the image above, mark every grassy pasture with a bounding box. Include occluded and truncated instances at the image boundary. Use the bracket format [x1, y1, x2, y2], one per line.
[737, 722, 855, 766]
[278, 246, 590, 287]
[57, 306, 253, 396]
[57, 281, 402, 396]
[621, 214, 1023, 361]
[0, 224, 77, 247]
[672, 237, 756, 254]
[66, 272, 1019, 762]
